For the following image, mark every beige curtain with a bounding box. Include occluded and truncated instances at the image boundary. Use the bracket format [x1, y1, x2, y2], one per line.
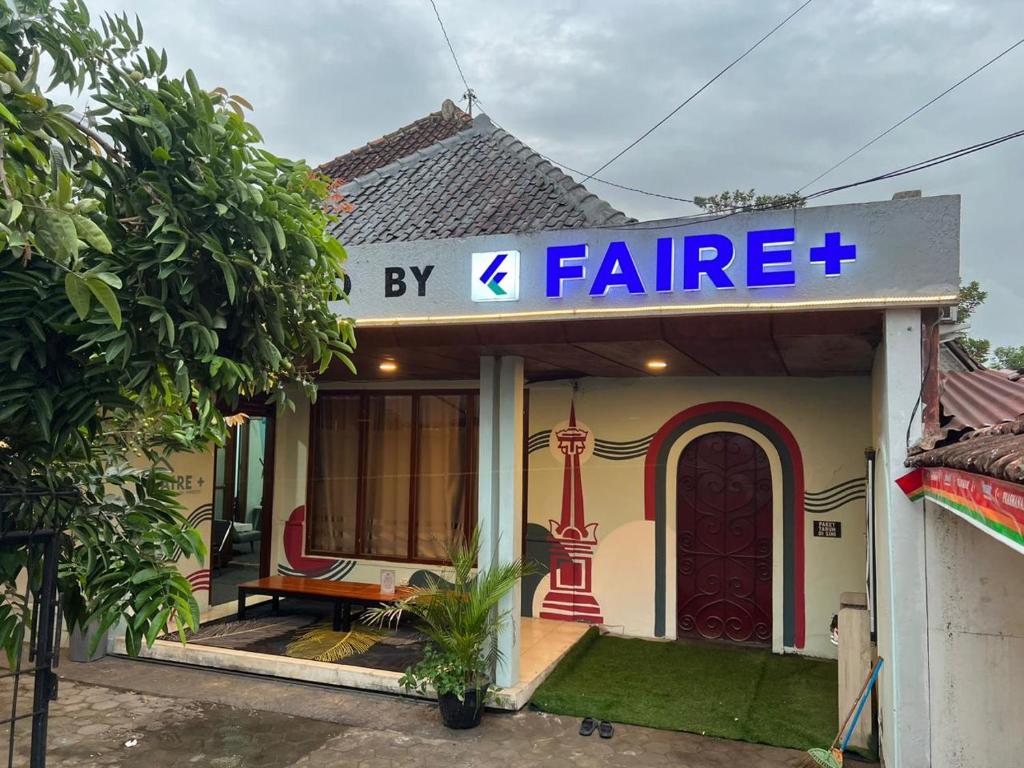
[309, 396, 359, 553]
[416, 395, 469, 559]
[364, 396, 412, 557]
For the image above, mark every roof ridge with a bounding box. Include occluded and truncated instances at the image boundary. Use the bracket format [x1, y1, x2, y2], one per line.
[317, 99, 471, 175]
[476, 115, 635, 226]
[339, 113, 634, 226]
[339, 117, 487, 195]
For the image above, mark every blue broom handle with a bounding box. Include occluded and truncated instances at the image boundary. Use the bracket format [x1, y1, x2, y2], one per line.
[841, 658, 884, 752]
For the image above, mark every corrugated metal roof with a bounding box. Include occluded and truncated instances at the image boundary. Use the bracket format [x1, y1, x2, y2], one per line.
[941, 368, 1024, 432]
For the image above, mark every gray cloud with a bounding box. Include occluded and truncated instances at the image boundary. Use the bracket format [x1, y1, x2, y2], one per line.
[88, 0, 1023, 347]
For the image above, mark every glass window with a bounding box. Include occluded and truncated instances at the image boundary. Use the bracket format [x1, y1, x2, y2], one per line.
[363, 396, 412, 558]
[308, 395, 360, 554]
[416, 394, 474, 560]
[307, 392, 477, 562]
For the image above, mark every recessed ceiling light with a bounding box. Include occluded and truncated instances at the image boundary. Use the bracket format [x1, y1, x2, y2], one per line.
[379, 360, 398, 373]
[646, 359, 668, 371]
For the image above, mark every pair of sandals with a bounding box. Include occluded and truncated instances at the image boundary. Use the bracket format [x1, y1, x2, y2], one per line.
[579, 717, 614, 739]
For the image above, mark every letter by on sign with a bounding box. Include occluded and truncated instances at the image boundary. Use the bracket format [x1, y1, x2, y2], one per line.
[655, 237, 674, 293]
[546, 244, 588, 298]
[409, 265, 434, 297]
[747, 228, 796, 288]
[590, 241, 647, 296]
[682, 234, 734, 290]
[384, 267, 406, 298]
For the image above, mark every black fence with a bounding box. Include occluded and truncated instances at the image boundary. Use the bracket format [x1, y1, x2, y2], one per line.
[0, 490, 73, 768]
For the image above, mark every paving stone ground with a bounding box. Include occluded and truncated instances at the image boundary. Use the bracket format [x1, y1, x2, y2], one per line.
[0, 656, 837, 767]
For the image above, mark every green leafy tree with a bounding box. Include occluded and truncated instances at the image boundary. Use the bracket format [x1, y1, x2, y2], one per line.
[957, 280, 987, 324]
[957, 280, 992, 365]
[992, 346, 1024, 371]
[0, 0, 354, 659]
[693, 189, 805, 214]
[959, 337, 990, 364]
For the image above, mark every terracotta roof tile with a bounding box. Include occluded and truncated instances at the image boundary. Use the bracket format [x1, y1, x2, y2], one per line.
[317, 99, 472, 183]
[328, 113, 633, 245]
[908, 416, 1024, 484]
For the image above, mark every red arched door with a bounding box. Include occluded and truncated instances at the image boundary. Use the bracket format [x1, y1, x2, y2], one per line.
[677, 432, 772, 644]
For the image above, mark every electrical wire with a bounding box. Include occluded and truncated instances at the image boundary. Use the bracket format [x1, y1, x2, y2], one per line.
[589, 124, 1024, 231]
[429, 0, 471, 97]
[580, 0, 816, 183]
[800, 35, 1024, 191]
[481, 109, 697, 205]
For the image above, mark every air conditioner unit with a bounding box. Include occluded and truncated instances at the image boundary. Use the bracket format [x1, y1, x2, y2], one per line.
[937, 305, 958, 324]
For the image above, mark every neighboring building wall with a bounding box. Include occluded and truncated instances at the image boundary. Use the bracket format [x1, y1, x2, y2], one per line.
[925, 500, 1024, 768]
[525, 375, 872, 659]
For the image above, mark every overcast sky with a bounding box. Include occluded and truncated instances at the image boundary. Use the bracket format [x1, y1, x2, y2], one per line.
[87, 0, 1023, 347]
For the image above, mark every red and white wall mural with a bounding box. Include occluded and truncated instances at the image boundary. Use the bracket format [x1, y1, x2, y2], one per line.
[525, 377, 873, 658]
[537, 404, 604, 624]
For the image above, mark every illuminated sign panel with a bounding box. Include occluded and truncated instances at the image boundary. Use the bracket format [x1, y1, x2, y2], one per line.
[333, 195, 960, 324]
[471, 250, 520, 302]
[543, 228, 855, 298]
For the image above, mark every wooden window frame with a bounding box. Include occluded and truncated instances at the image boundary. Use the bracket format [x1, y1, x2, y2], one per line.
[306, 389, 478, 566]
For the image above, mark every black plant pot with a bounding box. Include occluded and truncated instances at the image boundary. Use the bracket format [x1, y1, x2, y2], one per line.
[437, 685, 489, 729]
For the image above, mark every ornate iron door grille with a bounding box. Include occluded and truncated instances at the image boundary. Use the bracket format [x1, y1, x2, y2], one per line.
[677, 432, 772, 644]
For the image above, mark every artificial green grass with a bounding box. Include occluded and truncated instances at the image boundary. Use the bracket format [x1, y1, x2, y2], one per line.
[531, 631, 838, 751]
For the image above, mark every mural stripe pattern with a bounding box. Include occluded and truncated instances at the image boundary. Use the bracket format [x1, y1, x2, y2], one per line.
[528, 430, 656, 461]
[185, 568, 211, 592]
[173, 503, 213, 562]
[594, 435, 654, 460]
[278, 560, 356, 581]
[805, 477, 866, 514]
[526, 431, 550, 454]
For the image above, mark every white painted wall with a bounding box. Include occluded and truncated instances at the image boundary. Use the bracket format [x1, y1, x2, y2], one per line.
[925, 500, 1024, 767]
[871, 309, 930, 768]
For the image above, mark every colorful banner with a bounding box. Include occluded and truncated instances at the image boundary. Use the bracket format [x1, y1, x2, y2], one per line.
[916, 468, 1024, 555]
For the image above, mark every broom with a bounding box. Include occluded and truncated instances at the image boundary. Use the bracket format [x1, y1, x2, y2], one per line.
[806, 657, 884, 768]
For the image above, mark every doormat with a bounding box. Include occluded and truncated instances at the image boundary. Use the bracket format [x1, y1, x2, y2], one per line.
[285, 622, 385, 662]
[162, 599, 429, 672]
[173, 615, 316, 651]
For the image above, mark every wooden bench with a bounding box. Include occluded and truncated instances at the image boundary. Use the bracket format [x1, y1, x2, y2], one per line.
[236, 576, 411, 631]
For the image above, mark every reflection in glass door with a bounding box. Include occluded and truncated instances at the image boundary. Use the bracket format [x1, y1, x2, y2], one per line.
[210, 415, 271, 606]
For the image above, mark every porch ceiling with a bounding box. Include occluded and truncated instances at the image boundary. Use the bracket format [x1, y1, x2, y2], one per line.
[328, 309, 883, 381]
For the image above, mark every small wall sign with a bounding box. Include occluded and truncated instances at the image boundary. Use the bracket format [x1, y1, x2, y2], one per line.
[814, 520, 842, 538]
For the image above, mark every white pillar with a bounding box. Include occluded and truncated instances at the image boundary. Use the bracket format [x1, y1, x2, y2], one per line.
[875, 308, 931, 767]
[477, 355, 524, 688]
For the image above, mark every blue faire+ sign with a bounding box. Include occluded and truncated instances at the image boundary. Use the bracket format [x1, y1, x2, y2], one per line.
[545, 229, 857, 298]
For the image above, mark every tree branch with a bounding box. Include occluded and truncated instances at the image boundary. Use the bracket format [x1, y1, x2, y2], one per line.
[0, 131, 11, 199]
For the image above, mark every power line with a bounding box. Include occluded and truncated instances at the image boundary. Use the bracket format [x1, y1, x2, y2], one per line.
[592, 124, 1024, 230]
[481, 109, 697, 204]
[580, 0, 816, 183]
[800, 35, 1024, 191]
[428, 0, 476, 113]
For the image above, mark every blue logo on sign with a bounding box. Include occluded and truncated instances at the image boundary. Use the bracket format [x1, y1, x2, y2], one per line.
[480, 253, 509, 296]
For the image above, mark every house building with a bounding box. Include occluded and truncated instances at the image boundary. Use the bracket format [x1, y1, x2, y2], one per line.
[141, 101, 979, 767]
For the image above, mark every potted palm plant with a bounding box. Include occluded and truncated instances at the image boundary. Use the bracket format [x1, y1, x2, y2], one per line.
[366, 530, 532, 729]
